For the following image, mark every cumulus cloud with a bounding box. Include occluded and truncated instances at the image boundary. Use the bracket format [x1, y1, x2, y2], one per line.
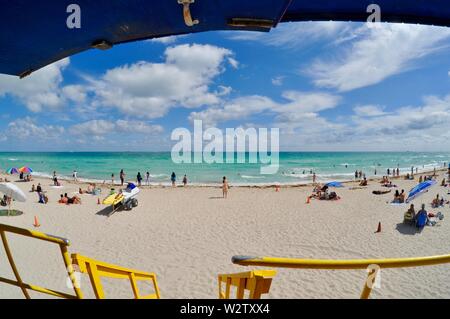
[306, 24, 450, 91]
[189, 91, 341, 127]
[0, 59, 70, 112]
[91, 44, 236, 118]
[2, 117, 64, 140]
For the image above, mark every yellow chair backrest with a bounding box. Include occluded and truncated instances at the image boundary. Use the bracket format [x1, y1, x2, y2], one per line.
[72, 254, 160, 299]
[0, 223, 160, 299]
[218, 270, 276, 299]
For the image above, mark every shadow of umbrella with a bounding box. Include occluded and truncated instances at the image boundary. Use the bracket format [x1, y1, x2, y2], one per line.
[0, 183, 27, 216]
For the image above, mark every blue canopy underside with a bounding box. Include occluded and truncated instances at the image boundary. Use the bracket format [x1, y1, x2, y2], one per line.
[1, 0, 450, 77]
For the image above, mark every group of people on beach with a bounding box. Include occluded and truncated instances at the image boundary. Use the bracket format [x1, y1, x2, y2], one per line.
[58, 193, 81, 205]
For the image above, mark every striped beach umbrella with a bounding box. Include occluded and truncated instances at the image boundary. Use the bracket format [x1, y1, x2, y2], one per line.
[6, 168, 19, 174]
[19, 166, 33, 173]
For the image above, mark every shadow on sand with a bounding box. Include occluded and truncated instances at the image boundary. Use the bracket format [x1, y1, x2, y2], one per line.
[395, 223, 423, 235]
[96, 206, 124, 217]
[209, 197, 224, 200]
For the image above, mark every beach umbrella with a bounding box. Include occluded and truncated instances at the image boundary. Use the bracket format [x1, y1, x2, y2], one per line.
[6, 167, 19, 174]
[0, 183, 27, 216]
[406, 180, 436, 203]
[19, 166, 33, 173]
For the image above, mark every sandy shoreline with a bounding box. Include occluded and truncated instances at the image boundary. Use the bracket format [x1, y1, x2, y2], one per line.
[0, 169, 449, 299]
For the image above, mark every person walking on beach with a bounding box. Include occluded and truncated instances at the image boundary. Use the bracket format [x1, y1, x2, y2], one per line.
[53, 171, 58, 186]
[183, 175, 188, 187]
[120, 169, 125, 186]
[396, 168, 400, 177]
[145, 172, 150, 186]
[171, 172, 176, 187]
[355, 170, 358, 179]
[111, 173, 115, 185]
[137, 172, 143, 186]
[73, 170, 78, 182]
[312, 172, 316, 184]
[222, 176, 229, 198]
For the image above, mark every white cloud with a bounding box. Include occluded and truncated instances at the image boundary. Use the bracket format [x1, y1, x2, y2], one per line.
[307, 24, 450, 91]
[0, 59, 70, 112]
[91, 44, 236, 118]
[271, 76, 284, 86]
[189, 91, 340, 127]
[69, 120, 163, 138]
[227, 22, 351, 48]
[3, 117, 65, 140]
[353, 105, 387, 117]
[62, 85, 87, 103]
[149, 35, 188, 44]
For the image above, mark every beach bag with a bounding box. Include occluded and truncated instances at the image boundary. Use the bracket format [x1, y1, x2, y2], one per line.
[416, 213, 427, 228]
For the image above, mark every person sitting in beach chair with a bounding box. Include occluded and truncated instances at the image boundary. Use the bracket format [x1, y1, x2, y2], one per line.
[416, 204, 428, 229]
[404, 204, 416, 225]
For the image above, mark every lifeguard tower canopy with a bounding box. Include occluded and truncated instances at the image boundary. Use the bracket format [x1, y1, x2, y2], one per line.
[1, 0, 450, 77]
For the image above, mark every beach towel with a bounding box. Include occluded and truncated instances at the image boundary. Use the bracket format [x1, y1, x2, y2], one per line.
[326, 181, 343, 188]
[373, 190, 391, 195]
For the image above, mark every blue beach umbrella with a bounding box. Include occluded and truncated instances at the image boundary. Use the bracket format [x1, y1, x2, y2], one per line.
[6, 168, 19, 174]
[406, 180, 436, 203]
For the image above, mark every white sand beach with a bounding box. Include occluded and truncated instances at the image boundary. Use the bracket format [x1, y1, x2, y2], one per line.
[0, 171, 449, 299]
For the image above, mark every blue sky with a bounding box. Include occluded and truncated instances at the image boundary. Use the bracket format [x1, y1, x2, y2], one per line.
[1, 21, 450, 151]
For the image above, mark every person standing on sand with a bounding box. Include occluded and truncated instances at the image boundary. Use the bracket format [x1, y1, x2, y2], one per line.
[222, 176, 229, 198]
[146, 172, 150, 186]
[171, 172, 176, 187]
[53, 171, 57, 186]
[312, 172, 316, 184]
[137, 172, 142, 186]
[120, 169, 125, 186]
[111, 173, 115, 185]
[73, 170, 78, 182]
[183, 175, 187, 187]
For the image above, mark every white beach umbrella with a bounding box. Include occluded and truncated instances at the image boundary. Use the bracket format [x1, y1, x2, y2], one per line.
[0, 183, 27, 202]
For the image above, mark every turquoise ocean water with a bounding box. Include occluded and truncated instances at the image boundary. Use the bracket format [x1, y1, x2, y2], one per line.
[0, 152, 449, 186]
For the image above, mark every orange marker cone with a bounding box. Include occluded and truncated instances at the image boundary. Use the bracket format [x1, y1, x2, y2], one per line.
[33, 216, 40, 228]
[375, 222, 381, 233]
[306, 196, 311, 204]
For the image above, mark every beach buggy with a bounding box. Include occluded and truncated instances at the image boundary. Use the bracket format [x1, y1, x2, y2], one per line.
[102, 183, 140, 216]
